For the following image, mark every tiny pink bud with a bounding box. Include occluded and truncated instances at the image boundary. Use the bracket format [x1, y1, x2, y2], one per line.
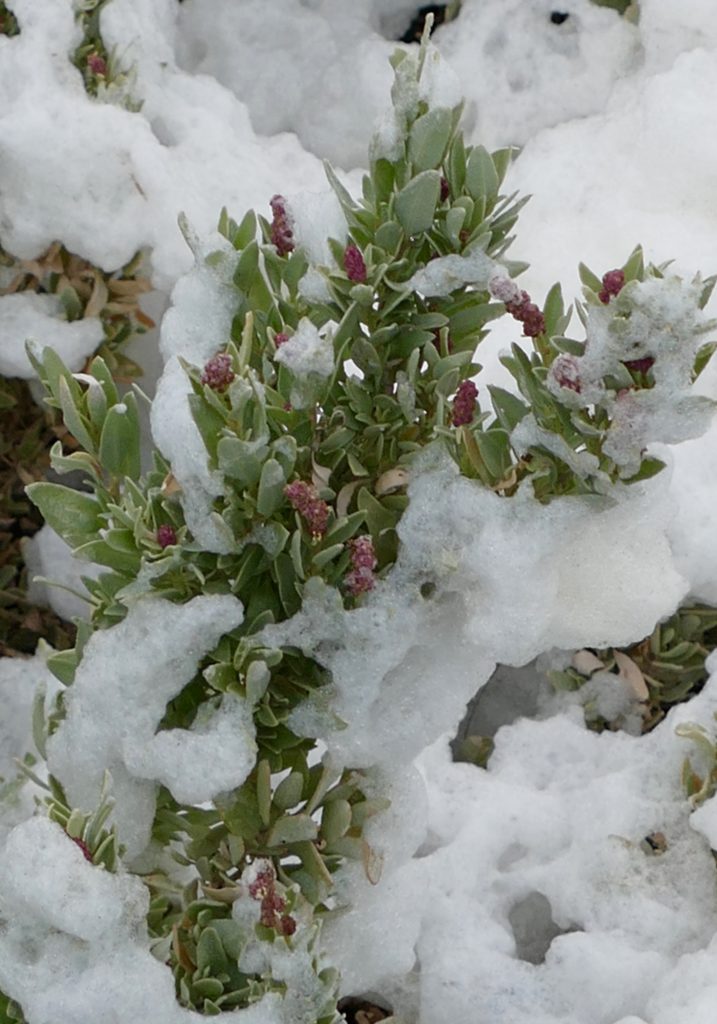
[274, 332, 289, 349]
[599, 269, 625, 304]
[280, 914, 297, 936]
[270, 194, 294, 256]
[156, 524, 177, 549]
[201, 352, 235, 391]
[87, 52, 107, 76]
[344, 243, 367, 283]
[452, 379, 478, 427]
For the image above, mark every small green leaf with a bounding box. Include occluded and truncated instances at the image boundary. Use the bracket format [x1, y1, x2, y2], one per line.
[246, 660, 271, 705]
[465, 146, 499, 204]
[372, 159, 396, 202]
[324, 510, 365, 547]
[357, 488, 397, 536]
[192, 978, 225, 1002]
[32, 685, 48, 759]
[323, 161, 358, 222]
[26, 483, 103, 550]
[409, 107, 453, 171]
[256, 458, 286, 517]
[488, 386, 529, 431]
[321, 799, 352, 843]
[234, 241, 260, 292]
[257, 759, 272, 827]
[222, 783, 263, 839]
[98, 396, 141, 481]
[267, 812, 319, 846]
[445, 206, 467, 244]
[46, 648, 79, 686]
[234, 208, 257, 249]
[622, 455, 666, 484]
[374, 221, 403, 252]
[542, 283, 565, 337]
[312, 543, 345, 570]
[622, 244, 644, 282]
[475, 428, 512, 479]
[58, 376, 95, 454]
[217, 437, 267, 487]
[273, 771, 305, 811]
[88, 355, 119, 405]
[59, 286, 82, 321]
[578, 262, 603, 294]
[395, 170, 441, 236]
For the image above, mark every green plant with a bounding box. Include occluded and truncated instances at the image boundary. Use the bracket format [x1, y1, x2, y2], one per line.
[17, 19, 716, 1020]
[550, 604, 717, 733]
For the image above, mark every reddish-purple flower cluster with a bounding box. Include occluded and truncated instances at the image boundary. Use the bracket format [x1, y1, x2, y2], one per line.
[345, 535, 378, 596]
[201, 352, 235, 391]
[551, 354, 582, 394]
[87, 52, 107, 76]
[504, 290, 546, 338]
[344, 243, 367, 283]
[284, 480, 330, 537]
[274, 332, 289, 349]
[247, 864, 297, 937]
[598, 269, 625, 305]
[156, 524, 177, 549]
[452, 379, 478, 427]
[270, 195, 294, 256]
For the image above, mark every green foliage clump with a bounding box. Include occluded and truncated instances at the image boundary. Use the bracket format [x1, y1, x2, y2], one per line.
[18, 22, 716, 1022]
[550, 604, 717, 734]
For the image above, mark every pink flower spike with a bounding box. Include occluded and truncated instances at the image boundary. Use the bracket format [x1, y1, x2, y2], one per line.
[284, 480, 330, 537]
[345, 535, 378, 596]
[452, 379, 478, 427]
[344, 243, 367, 283]
[156, 524, 177, 549]
[201, 352, 235, 391]
[270, 194, 295, 256]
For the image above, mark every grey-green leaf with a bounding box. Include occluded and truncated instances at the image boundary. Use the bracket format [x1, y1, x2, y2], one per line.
[465, 146, 499, 204]
[409, 107, 453, 171]
[273, 771, 305, 811]
[267, 813, 319, 846]
[26, 483, 103, 550]
[256, 458, 286, 517]
[395, 170, 441, 236]
[98, 394, 141, 481]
